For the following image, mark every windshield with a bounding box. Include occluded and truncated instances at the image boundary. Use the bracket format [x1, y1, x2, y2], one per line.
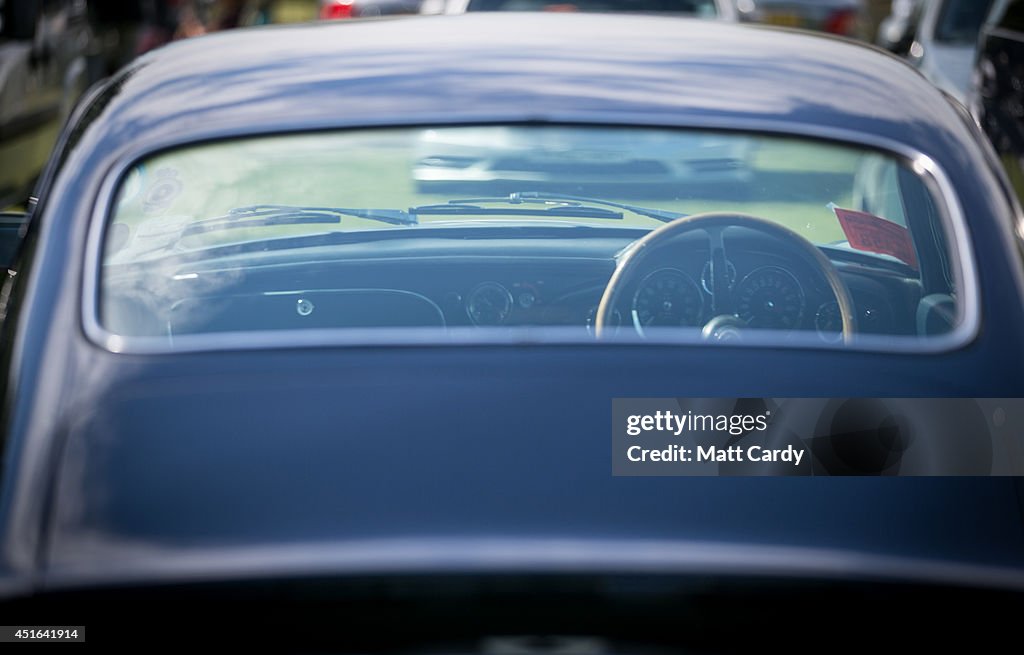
[100, 126, 965, 350]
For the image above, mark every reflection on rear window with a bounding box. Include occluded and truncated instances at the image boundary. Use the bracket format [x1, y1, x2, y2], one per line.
[97, 126, 968, 352]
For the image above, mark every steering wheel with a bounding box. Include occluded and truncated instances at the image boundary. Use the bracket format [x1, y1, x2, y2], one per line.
[594, 213, 857, 344]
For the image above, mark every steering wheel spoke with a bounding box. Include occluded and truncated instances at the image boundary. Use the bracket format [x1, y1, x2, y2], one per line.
[705, 225, 733, 315]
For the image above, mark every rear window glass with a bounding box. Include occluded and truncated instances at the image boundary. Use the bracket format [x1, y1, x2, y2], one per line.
[97, 126, 970, 351]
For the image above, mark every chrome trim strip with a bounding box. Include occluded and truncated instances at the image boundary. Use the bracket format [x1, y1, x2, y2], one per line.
[82, 118, 982, 356]
[38, 537, 1024, 593]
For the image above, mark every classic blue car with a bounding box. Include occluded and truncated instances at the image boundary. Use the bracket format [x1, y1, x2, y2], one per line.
[0, 13, 1022, 648]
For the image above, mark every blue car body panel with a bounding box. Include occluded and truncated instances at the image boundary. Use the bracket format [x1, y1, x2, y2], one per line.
[0, 15, 1022, 598]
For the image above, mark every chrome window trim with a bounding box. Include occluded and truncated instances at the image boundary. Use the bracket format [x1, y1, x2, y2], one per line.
[82, 118, 983, 356]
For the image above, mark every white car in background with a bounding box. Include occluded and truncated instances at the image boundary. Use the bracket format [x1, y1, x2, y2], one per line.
[421, 0, 735, 20]
[908, 0, 996, 103]
[412, 126, 756, 195]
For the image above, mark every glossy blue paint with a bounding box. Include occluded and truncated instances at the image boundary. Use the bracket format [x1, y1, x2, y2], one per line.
[70, 15, 986, 164]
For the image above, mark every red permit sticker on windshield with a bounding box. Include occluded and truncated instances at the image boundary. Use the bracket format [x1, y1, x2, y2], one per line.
[832, 206, 918, 270]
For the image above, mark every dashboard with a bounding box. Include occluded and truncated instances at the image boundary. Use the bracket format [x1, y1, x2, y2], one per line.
[102, 227, 925, 343]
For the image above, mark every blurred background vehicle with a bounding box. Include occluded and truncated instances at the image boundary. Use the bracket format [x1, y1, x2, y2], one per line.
[88, 0, 145, 77]
[412, 127, 755, 194]
[2, 0, 319, 211]
[320, 0, 422, 19]
[262, 0, 319, 21]
[421, 0, 734, 19]
[875, 0, 922, 52]
[734, 0, 863, 38]
[0, 0, 95, 208]
[905, 0, 996, 103]
[90, 1, 294, 62]
[969, 0, 1024, 202]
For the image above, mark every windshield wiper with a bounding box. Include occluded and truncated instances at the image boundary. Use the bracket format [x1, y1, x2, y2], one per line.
[410, 192, 685, 223]
[122, 195, 678, 259]
[182, 204, 418, 237]
[116, 204, 418, 257]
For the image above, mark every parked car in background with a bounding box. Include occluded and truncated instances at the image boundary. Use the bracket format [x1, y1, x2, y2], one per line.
[320, 0, 423, 19]
[424, 0, 734, 19]
[412, 127, 756, 194]
[0, 0, 93, 208]
[907, 0, 996, 103]
[969, 0, 1024, 202]
[1, 14, 1023, 648]
[875, 0, 923, 53]
[734, 0, 863, 38]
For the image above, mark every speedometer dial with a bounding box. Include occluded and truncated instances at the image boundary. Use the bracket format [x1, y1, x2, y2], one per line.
[632, 268, 703, 328]
[735, 266, 805, 331]
[466, 282, 514, 325]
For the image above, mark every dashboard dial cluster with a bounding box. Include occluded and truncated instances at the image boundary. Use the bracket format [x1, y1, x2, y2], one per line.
[461, 260, 869, 341]
[629, 262, 824, 337]
[463, 280, 550, 326]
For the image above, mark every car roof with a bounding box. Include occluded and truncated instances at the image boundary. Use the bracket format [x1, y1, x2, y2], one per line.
[84, 14, 965, 161]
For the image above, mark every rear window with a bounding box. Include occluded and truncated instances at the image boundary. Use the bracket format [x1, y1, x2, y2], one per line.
[95, 125, 972, 352]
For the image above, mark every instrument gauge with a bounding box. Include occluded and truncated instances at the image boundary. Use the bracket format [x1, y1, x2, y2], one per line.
[631, 268, 704, 328]
[466, 282, 514, 325]
[815, 301, 843, 342]
[735, 266, 805, 331]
